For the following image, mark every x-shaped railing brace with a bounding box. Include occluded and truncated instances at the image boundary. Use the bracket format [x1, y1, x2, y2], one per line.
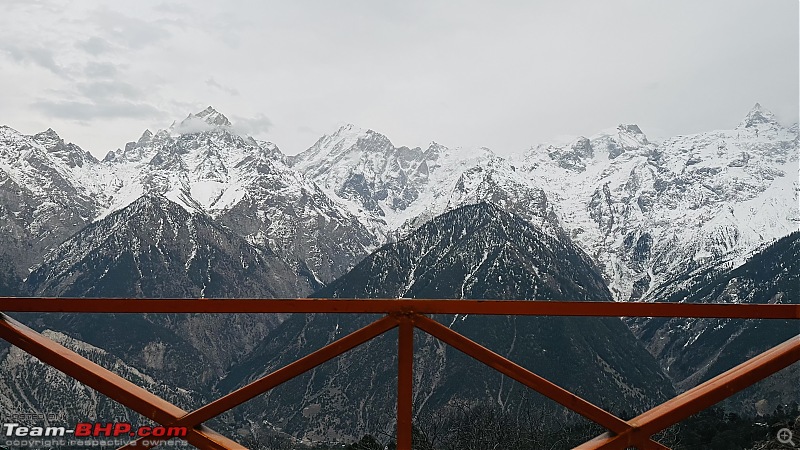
[0, 299, 797, 450]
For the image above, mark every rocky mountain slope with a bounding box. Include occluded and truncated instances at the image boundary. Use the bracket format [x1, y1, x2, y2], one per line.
[3, 194, 324, 426]
[103, 108, 379, 282]
[0, 126, 116, 279]
[218, 204, 674, 443]
[629, 231, 800, 414]
[291, 104, 798, 301]
[515, 104, 798, 301]
[26, 194, 317, 299]
[0, 328, 203, 425]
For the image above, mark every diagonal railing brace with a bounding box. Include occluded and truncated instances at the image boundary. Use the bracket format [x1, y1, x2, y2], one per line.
[575, 333, 800, 449]
[0, 312, 246, 450]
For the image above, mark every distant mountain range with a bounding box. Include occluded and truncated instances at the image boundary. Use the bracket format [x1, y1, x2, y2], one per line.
[0, 103, 796, 446]
[2, 103, 795, 295]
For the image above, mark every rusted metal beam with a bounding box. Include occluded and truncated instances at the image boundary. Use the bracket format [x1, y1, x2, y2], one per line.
[0, 313, 246, 450]
[575, 436, 671, 450]
[3, 296, 797, 450]
[575, 334, 800, 449]
[175, 315, 398, 427]
[397, 316, 414, 450]
[413, 314, 632, 434]
[121, 315, 398, 449]
[1, 298, 797, 319]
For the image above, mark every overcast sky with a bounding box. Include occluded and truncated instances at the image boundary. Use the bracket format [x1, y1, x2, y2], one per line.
[1, 1, 797, 158]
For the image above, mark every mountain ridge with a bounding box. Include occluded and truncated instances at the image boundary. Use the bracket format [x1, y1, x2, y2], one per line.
[1, 103, 795, 296]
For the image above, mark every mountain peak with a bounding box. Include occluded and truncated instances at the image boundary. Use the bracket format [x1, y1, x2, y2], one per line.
[618, 123, 645, 136]
[194, 106, 231, 127]
[137, 129, 153, 145]
[331, 123, 368, 138]
[173, 106, 232, 135]
[32, 128, 63, 148]
[29, 127, 98, 167]
[738, 102, 778, 129]
[425, 141, 447, 155]
[36, 128, 60, 139]
[310, 123, 389, 153]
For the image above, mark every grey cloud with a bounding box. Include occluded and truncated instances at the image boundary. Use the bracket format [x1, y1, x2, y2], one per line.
[33, 98, 164, 121]
[174, 115, 217, 135]
[153, 2, 188, 13]
[203, 12, 252, 48]
[76, 80, 142, 100]
[169, 100, 204, 113]
[4, 0, 63, 14]
[206, 78, 239, 96]
[2, 44, 65, 75]
[76, 37, 114, 55]
[84, 61, 120, 78]
[297, 125, 320, 135]
[231, 114, 273, 136]
[91, 8, 171, 50]
[152, 2, 190, 14]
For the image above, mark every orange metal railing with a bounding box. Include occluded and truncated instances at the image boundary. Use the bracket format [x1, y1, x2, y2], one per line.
[0, 298, 798, 450]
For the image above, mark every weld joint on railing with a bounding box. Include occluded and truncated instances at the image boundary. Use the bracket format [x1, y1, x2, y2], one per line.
[390, 310, 420, 323]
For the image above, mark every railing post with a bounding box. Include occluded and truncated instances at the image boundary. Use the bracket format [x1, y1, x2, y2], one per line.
[397, 315, 414, 450]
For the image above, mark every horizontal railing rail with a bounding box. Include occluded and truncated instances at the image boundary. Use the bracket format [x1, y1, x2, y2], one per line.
[1, 297, 798, 317]
[0, 298, 797, 450]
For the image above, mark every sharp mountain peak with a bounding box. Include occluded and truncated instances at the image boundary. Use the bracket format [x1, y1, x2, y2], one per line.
[35, 127, 60, 139]
[738, 102, 779, 129]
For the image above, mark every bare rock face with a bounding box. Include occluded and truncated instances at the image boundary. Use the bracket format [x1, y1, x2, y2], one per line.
[517, 104, 797, 302]
[101, 110, 381, 284]
[629, 232, 800, 414]
[0, 329, 205, 426]
[0, 126, 113, 279]
[26, 194, 320, 367]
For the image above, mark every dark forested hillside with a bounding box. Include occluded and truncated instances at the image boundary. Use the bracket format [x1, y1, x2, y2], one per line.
[218, 203, 674, 443]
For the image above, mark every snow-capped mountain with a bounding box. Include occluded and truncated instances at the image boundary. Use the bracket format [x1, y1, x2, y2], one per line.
[289, 124, 442, 231]
[287, 105, 797, 302]
[100, 107, 379, 282]
[0, 107, 382, 288]
[4, 103, 791, 297]
[290, 124, 565, 241]
[101, 106, 273, 214]
[516, 103, 798, 301]
[0, 126, 117, 279]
